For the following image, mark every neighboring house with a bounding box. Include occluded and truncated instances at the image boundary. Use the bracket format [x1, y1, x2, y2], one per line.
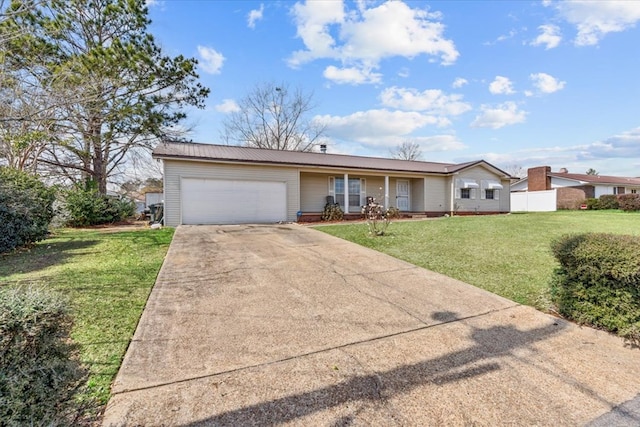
[152, 141, 511, 226]
[511, 166, 640, 211]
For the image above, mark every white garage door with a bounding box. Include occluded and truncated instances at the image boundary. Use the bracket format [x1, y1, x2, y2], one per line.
[181, 178, 287, 224]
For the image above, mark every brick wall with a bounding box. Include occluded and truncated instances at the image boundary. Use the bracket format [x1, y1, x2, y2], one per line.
[557, 186, 595, 209]
[528, 166, 551, 191]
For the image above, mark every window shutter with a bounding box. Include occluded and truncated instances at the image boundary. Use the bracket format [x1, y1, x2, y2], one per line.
[495, 189, 500, 200]
[470, 188, 476, 199]
[360, 178, 366, 206]
[455, 187, 461, 199]
[480, 180, 486, 200]
[328, 177, 335, 197]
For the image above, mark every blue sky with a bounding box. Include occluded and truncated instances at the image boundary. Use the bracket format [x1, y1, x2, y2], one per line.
[147, 0, 640, 177]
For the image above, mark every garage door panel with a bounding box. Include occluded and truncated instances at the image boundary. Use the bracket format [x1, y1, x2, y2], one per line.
[182, 178, 287, 224]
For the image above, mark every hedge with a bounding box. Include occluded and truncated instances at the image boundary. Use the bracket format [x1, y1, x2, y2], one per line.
[551, 233, 640, 344]
[618, 194, 640, 212]
[0, 287, 87, 425]
[62, 186, 136, 227]
[0, 167, 56, 253]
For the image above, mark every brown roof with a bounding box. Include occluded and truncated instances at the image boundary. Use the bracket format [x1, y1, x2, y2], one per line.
[153, 141, 508, 176]
[550, 172, 640, 186]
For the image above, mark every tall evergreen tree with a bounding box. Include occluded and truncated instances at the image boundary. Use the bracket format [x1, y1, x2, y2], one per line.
[0, 0, 209, 193]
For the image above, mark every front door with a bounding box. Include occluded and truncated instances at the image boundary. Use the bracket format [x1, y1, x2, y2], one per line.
[396, 180, 410, 211]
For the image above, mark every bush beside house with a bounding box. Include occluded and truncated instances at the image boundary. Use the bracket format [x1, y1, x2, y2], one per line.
[0, 167, 55, 253]
[584, 194, 640, 211]
[617, 194, 640, 212]
[62, 185, 136, 227]
[551, 233, 640, 345]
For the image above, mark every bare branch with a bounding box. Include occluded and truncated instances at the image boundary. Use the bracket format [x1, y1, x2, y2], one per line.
[390, 139, 423, 161]
[222, 81, 325, 152]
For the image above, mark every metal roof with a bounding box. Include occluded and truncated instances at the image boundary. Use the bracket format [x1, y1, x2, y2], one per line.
[153, 141, 506, 176]
[549, 172, 640, 186]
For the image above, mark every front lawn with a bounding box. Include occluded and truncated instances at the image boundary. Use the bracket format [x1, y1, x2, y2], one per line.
[315, 211, 640, 309]
[0, 226, 174, 415]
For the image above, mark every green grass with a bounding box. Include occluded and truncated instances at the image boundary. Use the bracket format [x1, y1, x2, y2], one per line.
[0, 226, 174, 412]
[315, 211, 640, 309]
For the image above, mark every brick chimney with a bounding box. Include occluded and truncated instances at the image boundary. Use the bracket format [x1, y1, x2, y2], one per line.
[528, 166, 551, 191]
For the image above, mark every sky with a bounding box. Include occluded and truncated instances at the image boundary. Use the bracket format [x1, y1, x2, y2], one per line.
[146, 0, 640, 177]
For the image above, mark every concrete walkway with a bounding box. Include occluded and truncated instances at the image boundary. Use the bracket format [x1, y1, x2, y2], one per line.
[103, 224, 640, 426]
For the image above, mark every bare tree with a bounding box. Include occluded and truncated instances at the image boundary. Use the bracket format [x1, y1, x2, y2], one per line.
[0, 83, 53, 172]
[586, 168, 599, 176]
[390, 140, 422, 161]
[222, 81, 326, 152]
[503, 164, 526, 178]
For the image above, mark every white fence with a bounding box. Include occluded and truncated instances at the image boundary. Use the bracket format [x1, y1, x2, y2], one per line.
[510, 189, 557, 212]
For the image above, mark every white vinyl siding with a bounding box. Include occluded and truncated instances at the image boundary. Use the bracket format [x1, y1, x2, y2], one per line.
[424, 176, 447, 212]
[455, 167, 510, 212]
[300, 172, 331, 211]
[163, 160, 298, 226]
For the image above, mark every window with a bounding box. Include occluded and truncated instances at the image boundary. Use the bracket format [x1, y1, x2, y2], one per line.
[455, 178, 478, 200]
[480, 180, 502, 200]
[333, 177, 366, 209]
[632, 189, 638, 194]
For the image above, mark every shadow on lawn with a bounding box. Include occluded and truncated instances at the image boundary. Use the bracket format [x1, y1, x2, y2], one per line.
[0, 238, 99, 279]
[181, 311, 612, 426]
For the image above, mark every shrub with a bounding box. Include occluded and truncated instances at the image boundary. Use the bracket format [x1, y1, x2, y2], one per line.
[0, 287, 87, 425]
[0, 167, 55, 253]
[63, 185, 135, 226]
[550, 233, 640, 345]
[321, 198, 344, 221]
[618, 194, 640, 212]
[584, 198, 600, 210]
[598, 194, 619, 210]
[361, 199, 394, 236]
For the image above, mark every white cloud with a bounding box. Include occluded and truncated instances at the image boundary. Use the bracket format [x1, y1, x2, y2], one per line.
[478, 127, 640, 176]
[531, 24, 562, 49]
[489, 76, 515, 95]
[379, 86, 471, 116]
[323, 65, 382, 85]
[215, 99, 240, 113]
[578, 127, 640, 160]
[529, 72, 566, 94]
[316, 109, 447, 144]
[288, 0, 344, 66]
[197, 46, 225, 74]
[289, 1, 458, 84]
[452, 77, 468, 88]
[471, 102, 527, 129]
[324, 133, 465, 156]
[549, 0, 640, 46]
[483, 29, 519, 46]
[247, 4, 264, 29]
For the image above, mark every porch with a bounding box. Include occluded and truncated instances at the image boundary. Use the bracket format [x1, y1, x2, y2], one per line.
[298, 171, 451, 222]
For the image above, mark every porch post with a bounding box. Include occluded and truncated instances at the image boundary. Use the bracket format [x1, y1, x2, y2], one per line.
[384, 175, 389, 209]
[423, 177, 428, 212]
[344, 173, 349, 214]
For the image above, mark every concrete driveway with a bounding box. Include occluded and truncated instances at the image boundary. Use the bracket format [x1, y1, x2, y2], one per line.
[103, 224, 640, 426]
